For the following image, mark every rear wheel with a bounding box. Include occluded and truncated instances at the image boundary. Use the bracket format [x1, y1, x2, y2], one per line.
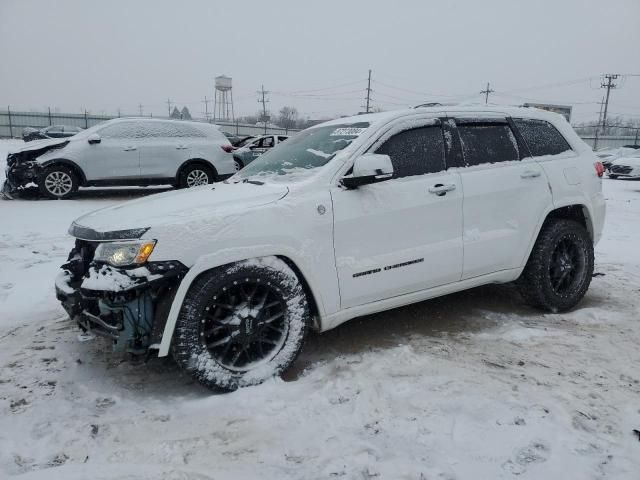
[179, 163, 215, 188]
[173, 257, 310, 391]
[233, 157, 244, 171]
[39, 166, 78, 199]
[518, 219, 593, 312]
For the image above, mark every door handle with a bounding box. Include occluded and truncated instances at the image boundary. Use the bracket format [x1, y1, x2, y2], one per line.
[123, 146, 137, 151]
[428, 183, 456, 196]
[520, 170, 541, 178]
[176, 145, 188, 150]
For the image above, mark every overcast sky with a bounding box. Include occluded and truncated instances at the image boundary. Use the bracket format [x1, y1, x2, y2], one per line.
[1, 0, 639, 124]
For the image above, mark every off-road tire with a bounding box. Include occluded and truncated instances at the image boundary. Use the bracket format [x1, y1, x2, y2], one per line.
[173, 257, 310, 391]
[178, 163, 215, 189]
[518, 219, 594, 312]
[39, 165, 79, 200]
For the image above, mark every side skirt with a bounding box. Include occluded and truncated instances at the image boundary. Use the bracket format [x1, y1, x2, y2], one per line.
[319, 268, 521, 332]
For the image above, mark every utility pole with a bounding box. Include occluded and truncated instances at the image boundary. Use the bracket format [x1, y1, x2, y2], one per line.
[138, 103, 143, 116]
[257, 84, 270, 134]
[600, 74, 619, 135]
[202, 96, 210, 121]
[596, 95, 604, 126]
[594, 95, 605, 150]
[166, 98, 173, 117]
[480, 82, 494, 105]
[365, 69, 372, 113]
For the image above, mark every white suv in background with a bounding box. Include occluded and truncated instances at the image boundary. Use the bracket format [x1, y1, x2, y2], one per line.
[55, 106, 606, 391]
[3, 118, 236, 199]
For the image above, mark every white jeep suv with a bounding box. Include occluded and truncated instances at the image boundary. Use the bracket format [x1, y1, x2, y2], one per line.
[3, 118, 236, 199]
[55, 106, 606, 390]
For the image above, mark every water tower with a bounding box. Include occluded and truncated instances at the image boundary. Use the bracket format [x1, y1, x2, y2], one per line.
[213, 75, 234, 122]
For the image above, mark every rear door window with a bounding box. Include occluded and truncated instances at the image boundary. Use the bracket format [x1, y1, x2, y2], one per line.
[514, 119, 572, 157]
[456, 122, 519, 166]
[375, 125, 445, 178]
[98, 122, 138, 139]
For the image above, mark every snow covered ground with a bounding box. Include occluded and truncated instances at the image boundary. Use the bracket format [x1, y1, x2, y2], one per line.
[1, 139, 639, 479]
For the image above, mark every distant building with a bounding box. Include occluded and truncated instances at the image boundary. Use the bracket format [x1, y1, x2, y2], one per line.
[523, 103, 572, 122]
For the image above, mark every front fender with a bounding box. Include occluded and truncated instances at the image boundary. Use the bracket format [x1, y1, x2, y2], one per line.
[40, 158, 87, 184]
[157, 249, 335, 357]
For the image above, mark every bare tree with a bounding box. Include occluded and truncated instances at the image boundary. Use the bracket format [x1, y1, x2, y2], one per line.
[278, 106, 298, 131]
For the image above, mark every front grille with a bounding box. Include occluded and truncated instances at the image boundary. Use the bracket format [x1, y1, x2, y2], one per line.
[610, 165, 633, 174]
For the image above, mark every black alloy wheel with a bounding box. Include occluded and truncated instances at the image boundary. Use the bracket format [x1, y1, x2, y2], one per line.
[203, 279, 287, 371]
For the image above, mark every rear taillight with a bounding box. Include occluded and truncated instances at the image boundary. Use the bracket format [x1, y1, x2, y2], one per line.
[221, 144, 234, 153]
[594, 161, 605, 178]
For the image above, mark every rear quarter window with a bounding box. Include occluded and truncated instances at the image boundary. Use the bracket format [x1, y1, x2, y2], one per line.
[514, 119, 572, 157]
[456, 122, 519, 166]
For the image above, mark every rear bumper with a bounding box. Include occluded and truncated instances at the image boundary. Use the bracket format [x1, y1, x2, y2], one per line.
[591, 191, 606, 245]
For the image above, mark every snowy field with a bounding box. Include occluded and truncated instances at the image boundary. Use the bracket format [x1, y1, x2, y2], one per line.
[1, 139, 639, 479]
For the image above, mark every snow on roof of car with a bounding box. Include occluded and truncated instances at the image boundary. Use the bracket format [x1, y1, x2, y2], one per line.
[312, 104, 570, 131]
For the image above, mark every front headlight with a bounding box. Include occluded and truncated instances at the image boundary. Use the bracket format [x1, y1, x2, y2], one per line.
[94, 240, 156, 267]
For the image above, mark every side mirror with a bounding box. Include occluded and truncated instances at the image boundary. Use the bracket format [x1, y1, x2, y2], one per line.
[341, 153, 394, 189]
[87, 133, 101, 145]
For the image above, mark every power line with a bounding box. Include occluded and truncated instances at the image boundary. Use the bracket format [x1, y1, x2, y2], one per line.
[500, 76, 595, 95]
[492, 92, 599, 105]
[284, 79, 367, 94]
[371, 80, 461, 99]
[272, 89, 363, 98]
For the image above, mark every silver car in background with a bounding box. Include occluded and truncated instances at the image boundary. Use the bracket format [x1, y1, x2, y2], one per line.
[3, 118, 236, 199]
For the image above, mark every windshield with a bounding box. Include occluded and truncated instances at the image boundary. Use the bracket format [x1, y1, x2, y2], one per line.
[236, 122, 369, 180]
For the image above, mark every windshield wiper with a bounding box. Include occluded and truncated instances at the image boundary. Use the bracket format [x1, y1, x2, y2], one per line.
[242, 178, 264, 185]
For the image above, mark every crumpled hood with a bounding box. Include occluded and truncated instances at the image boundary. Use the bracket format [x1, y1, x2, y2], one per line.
[613, 156, 640, 167]
[12, 137, 69, 154]
[72, 181, 289, 234]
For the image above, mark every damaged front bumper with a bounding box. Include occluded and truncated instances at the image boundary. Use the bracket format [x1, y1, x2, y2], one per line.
[2, 160, 40, 198]
[55, 246, 188, 354]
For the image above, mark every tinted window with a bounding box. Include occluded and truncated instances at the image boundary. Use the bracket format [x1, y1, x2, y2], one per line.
[99, 121, 206, 139]
[514, 119, 572, 157]
[262, 136, 274, 148]
[278, 136, 288, 142]
[457, 123, 519, 166]
[164, 122, 206, 138]
[99, 122, 138, 139]
[375, 126, 445, 178]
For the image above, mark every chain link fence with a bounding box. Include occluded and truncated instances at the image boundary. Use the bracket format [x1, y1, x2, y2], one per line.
[0, 109, 299, 139]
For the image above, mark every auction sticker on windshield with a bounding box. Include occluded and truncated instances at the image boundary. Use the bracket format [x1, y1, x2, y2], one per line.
[330, 127, 367, 136]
